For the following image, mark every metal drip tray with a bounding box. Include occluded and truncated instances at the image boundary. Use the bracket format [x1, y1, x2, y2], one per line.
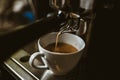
[3, 49, 82, 80]
[2, 40, 80, 80]
[4, 50, 45, 80]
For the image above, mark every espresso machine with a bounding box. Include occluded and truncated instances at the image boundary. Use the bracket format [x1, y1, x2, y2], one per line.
[0, 0, 119, 80]
[0, 0, 95, 62]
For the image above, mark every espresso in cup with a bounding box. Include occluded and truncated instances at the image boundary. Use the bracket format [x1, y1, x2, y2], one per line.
[44, 42, 78, 53]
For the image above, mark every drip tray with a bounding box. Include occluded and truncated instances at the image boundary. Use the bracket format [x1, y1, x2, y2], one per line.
[4, 50, 45, 80]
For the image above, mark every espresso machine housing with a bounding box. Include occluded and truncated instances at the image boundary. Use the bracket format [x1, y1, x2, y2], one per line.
[0, 0, 119, 80]
[29, 0, 96, 54]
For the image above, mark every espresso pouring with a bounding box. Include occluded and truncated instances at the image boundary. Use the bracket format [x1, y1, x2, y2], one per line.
[44, 32, 78, 53]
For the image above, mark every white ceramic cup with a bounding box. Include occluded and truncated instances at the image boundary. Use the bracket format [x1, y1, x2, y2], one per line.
[29, 32, 85, 75]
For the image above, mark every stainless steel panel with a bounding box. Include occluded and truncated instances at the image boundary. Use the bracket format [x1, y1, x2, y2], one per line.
[4, 50, 45, 80]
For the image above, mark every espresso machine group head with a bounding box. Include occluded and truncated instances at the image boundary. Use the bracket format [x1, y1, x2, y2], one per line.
[48, 0, 95, 52]
[48, 0, 95, 35]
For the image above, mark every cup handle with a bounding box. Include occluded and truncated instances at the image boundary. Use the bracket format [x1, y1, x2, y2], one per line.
[29, 52, 48, 69]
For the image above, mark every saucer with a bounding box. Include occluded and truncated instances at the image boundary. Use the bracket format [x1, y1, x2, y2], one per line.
[40, 70, 77, 80]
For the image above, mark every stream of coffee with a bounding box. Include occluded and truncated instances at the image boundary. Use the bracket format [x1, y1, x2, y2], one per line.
[55, 31, 62, 51]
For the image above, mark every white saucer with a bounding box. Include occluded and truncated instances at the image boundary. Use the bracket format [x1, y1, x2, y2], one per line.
[40, 70, 67, 80]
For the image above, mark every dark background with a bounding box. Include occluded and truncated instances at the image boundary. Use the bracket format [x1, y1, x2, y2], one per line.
[0, 0, 119, 80]
[85, 0, 120, 79]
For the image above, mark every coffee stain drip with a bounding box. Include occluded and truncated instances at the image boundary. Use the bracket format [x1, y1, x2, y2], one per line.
[54, 61, 61, 72]
[55, 65, 61, 72]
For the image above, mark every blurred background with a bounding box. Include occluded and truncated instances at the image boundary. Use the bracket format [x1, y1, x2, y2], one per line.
[0, 0, 35, 31]
[0, 0, 119, 80]
[0, 0, 36, 79]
